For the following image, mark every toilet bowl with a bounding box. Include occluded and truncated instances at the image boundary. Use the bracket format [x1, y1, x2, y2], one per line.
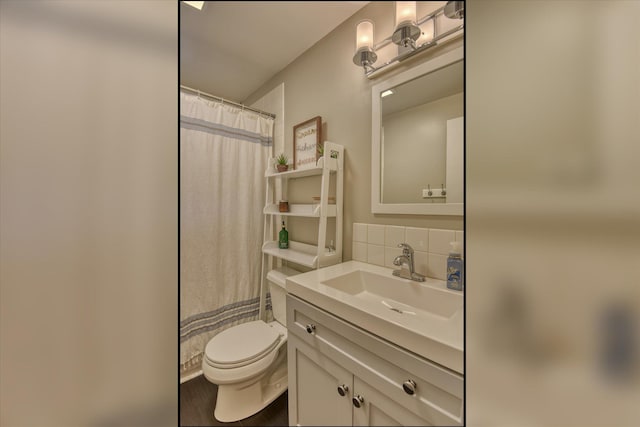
[202, 277, 289, 422]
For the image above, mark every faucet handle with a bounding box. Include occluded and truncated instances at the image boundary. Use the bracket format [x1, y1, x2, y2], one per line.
[397, 243, 414, 256]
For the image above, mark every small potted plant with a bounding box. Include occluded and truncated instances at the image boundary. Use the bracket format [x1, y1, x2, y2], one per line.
[276, 153, 289, 172]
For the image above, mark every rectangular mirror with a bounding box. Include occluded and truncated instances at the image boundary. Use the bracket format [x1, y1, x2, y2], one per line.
[371, 47, 463, 215]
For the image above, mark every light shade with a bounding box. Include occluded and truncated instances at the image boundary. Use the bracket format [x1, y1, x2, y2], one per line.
[395, 1, 417, 28]
[355, 20, 374, 51]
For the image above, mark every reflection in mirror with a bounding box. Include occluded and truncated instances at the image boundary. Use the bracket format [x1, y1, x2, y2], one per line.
[382, 60, 463, 204]
[371, 47, 463, 215]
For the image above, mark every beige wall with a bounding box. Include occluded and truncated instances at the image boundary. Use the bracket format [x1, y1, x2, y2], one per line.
[244, 2, 463, 261]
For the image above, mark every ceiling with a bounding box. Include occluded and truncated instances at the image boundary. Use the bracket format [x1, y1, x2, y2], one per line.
[180, 1, 369, 103]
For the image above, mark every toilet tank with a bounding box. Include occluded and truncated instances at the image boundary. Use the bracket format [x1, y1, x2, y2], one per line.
[267, 267, 299, 325]
[269, 279, 287, 325]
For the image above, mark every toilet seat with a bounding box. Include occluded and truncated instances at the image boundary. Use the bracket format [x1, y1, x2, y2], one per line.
[204, 321, 282, 369]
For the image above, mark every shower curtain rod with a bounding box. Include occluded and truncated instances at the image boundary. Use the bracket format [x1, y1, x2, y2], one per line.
[180, 85, 276, 119]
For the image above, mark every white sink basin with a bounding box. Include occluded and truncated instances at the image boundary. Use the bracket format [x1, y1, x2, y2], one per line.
[321, 269, 461, 319]
[286, 261, 463, 374]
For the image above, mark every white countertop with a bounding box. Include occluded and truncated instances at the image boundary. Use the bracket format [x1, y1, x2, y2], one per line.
[285, 260, 463, 374]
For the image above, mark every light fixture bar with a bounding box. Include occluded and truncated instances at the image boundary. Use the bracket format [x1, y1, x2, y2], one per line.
[362, 3, 463, 78]
[373, 4, 447, 53]
[366, 23, 463, 78]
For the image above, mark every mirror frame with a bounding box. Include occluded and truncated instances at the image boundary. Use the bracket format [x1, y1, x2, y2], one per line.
[371, 46, 464, 215]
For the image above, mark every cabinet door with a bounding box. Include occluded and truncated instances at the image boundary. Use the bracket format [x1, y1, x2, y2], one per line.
[288, 335, 352, 426]
[352, 377, 432, 427]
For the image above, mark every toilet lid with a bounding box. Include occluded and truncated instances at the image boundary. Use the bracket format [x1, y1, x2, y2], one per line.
[204, 321, 281, 368]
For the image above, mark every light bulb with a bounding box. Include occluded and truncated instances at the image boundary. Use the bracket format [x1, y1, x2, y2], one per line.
[355, 20, 374, 51]
[395, 1, 417, 28]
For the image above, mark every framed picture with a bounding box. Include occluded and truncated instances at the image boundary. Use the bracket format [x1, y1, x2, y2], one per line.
[293, 116, 321, 170]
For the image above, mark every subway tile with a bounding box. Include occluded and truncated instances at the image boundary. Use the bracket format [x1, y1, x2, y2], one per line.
[413, 251, 428, 276]
[367, 224, 385, 246]
[429, 229, 456, 255]
[428, 253, 448, 280]
[367, 244, 385, 266]
[385, 226, 405, 248]
[353, 223, 368, 243]
[405, 227, 429, 252]
[352, 242, 367, 262]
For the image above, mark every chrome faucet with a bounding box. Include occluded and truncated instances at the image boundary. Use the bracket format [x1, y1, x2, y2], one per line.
[393, 243, 425, 282]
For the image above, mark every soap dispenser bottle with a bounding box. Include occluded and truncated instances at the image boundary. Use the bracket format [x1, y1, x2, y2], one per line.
[278, 221, 289, 249]
[446, 241, 464, 291]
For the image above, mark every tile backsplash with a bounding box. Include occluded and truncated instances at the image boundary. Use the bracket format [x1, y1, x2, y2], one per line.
[352, 223, 464, 280]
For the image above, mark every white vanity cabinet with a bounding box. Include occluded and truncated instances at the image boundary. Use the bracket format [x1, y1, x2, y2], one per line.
[288, 334, 353, 425]
[286, 294, 463, 426]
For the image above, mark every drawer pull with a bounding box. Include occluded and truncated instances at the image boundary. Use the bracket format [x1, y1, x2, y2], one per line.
[402, 379, 417, 395]
[305, 324, 316, 334]
[352, 395, 364, 408]
[337, 384, 349, 396]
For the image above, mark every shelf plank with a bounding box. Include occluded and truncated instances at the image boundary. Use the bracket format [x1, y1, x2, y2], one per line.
[265, 167, 322, 179]
[263, 204, 336, 217]
[265, 163, 335, 179]
[262, 241, 319, 268]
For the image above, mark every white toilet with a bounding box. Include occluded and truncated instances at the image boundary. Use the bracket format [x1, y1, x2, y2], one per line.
[202, 277, 289, 422]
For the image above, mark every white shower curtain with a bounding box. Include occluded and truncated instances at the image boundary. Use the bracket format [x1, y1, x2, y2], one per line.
[180, 92, 273, 373]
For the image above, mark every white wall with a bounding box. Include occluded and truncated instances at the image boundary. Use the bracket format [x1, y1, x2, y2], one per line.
[250, 83, 285, 157]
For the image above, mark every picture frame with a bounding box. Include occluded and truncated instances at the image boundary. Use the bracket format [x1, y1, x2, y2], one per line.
[293, 116, 321, 170]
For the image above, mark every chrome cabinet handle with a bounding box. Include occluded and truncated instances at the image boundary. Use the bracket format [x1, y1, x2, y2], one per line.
[402, 379, 417, 395]
[305, 324, 316, 334]
[337, 384, 349, 396]
[352, 395, 364, 408]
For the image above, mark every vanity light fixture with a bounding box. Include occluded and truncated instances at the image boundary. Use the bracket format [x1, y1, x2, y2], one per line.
[353, 1, 464, 77]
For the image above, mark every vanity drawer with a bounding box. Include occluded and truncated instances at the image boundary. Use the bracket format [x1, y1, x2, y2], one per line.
[287, 294, 463, 425]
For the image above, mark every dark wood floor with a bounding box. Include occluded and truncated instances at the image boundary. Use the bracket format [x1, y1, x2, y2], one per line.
[180, 374, 289, 427]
